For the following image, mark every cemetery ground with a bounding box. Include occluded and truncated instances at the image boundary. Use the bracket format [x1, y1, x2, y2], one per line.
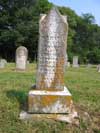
[0, 63, 100, 133]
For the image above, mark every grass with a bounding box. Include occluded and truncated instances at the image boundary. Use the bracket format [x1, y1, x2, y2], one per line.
[0, 63, 100, 133]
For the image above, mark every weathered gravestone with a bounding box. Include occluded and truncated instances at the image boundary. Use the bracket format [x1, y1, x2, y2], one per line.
[72, 56, 79, 68]
[27, 60, 30, 65]
[27, 7, 77, 122]
[0, 59, 7, 68]
[87, 63, 92, 68]
[97, 64, 100, 72]
[16, 46, 28, 71]
[67, 62, 71, 68]
[2, 59, 7, 64]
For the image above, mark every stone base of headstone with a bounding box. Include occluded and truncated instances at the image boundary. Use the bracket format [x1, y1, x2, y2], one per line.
[15, 68, 26, 72]
[28, 86, 73, 113]
[87, 64, 92, 68]
[21, 86, 78, 124]
[72, 65, 79, 68]
[20, 110, 79, 125]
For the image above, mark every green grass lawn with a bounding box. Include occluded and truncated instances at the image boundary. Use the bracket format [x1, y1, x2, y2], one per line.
[0, 63, 100, 133]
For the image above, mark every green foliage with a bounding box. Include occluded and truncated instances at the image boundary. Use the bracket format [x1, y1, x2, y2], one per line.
[0, 0, 52, 61]
[72, 14, 100, 64]
[87, 48, 100, 64]
[0, 0, 100, 63]
[82, 13, 95, 24]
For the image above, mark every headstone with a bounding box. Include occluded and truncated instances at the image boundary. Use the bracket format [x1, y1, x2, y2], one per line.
[0, 59, 6, 68]
[72, 56, 79, 67]
[27, 60, 30, 65]
[97, 64, 100, 72]
[87, 63, 92, 68]
[28, 7, 77, 118]
[16, 46, 28, 70]
[2, 59, 7, 64]
[67, 62, 71, 68]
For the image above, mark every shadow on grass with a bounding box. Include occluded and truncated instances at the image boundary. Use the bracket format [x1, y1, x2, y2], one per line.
[6, 90, 28, 111]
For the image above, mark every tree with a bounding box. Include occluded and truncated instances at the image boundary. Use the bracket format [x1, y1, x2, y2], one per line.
[0, 0, 100, 64]
[0, 0, 52, 61]
[87, 48, 100, 64]
[82, 13, 95, 24]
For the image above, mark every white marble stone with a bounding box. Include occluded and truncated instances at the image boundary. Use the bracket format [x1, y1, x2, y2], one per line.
[72, 56, 79, 67]
[36, 7, 68, 91]
[29, 86, 71, 96]
[0, 59, 6, 68]
[28, 7, 77, 118]
[16, 46, 28, 70]
[28, 87, 72, 113]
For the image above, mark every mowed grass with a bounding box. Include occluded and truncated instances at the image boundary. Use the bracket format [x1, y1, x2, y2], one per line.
[0, 63, 100, 133]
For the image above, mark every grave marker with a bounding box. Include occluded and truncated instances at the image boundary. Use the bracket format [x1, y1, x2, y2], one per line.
[72, 56, 79, 67]
[97, 64, 100, 72]
[16, 46, 28, 70]
[0, 59, 6, 68]
[28, 7, 77, 116]
[20, 7, 78, 124]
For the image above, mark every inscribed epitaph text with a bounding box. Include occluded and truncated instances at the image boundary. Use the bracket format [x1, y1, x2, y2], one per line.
[36, 8, 68, 91]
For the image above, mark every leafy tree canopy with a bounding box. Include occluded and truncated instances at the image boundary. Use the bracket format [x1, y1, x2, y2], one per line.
[0, 0, 100, 64]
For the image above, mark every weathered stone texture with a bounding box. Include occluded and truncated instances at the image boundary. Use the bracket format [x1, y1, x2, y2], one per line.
[28, 87, 72, 113]
[36, 7, 68, 91]
[16, 46, 28, 70]
[28, 7, 75, 115]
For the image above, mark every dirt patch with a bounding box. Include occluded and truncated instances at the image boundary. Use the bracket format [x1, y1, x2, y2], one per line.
[75, 104, 100, 133]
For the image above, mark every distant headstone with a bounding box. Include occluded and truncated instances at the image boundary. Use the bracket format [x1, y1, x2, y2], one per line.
[97, 64, 100, 72]
[0, 59, 6, 68]
[2, 59, 7, 64]
[72, 56, 79, 67]
[87, 63, 92, 68]
[27, 60, 30, 65]
[28, 7, 77, 120]
[16, 46, 28, 70]
[67, 62, 71, 68]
